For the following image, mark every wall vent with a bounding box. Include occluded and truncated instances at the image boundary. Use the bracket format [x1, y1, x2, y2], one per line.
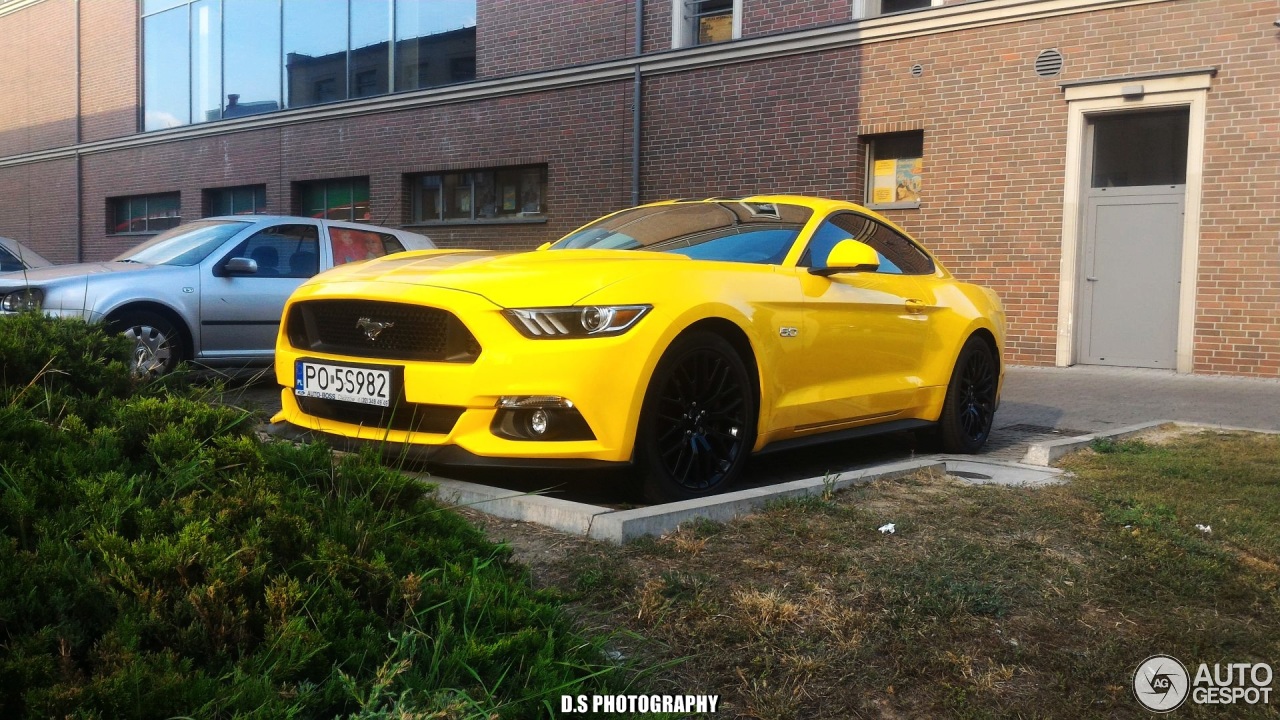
[1035, 48, 1064, 78]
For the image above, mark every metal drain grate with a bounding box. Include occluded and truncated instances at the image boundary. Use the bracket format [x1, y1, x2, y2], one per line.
[1001, 424, 1092, 437]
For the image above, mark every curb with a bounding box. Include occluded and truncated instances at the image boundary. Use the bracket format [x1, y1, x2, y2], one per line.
[416, 458, 945, 544]
[1021, 420, 1176, 466]
[1019, 420, 1280, 466]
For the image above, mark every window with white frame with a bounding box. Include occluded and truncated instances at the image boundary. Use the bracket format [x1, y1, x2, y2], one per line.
[672, 0, 740, 48]
[853, 0, 943, 20]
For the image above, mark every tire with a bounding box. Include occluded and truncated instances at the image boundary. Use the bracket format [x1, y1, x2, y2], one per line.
[937, 335, 999, 454]
[635, 331, 756, 503]
[110, 310, 186, 378]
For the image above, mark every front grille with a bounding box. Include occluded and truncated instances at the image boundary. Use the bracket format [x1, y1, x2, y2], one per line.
[297, 396, 464, 435]
[287, 300, 481, 362]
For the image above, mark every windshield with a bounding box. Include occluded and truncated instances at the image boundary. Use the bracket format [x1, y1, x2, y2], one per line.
[115, 220, 250, 266]
[552, 201, 814, 265]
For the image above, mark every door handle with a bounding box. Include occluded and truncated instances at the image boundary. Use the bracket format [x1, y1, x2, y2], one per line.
[1086, 276, 1099, 282]
[905, 298, 926, 314]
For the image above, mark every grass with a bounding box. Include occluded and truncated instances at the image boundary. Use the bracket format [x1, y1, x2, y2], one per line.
[0, 313, 640, 719]
[539, 431, 1280, 718]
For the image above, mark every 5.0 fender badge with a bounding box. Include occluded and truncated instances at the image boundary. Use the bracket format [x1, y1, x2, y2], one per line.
[779, 326, 799, 338]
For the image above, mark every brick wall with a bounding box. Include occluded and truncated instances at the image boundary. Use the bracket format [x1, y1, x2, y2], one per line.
[0, 0, 77, 157]
[79, 0, 139, 143]
[478, 0, 634, 77]
[1, 0, 1277, 376]
[0, 159, 79, 263]
[77, 82, 634, 259]
[639, 0, 1280, 374]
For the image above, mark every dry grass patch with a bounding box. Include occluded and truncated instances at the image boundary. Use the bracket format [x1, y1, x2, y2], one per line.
[534, 432, 1280, 718]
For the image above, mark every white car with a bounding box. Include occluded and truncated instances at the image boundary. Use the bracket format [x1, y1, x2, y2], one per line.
[0, 216, 432, 375]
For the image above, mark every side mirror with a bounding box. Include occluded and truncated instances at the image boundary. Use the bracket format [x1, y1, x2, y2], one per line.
[809, 239, 880, 276]
[535, 241, 553, 251]
[223, 257, 259, 275]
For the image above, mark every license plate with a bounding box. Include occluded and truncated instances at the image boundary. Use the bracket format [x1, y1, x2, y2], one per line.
[295, 361, 392, 407]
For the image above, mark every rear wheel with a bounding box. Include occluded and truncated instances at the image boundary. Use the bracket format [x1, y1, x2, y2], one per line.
[110, 311, 186, 378]
[636, 331, 756, 503]
[937, 336, 998, 453]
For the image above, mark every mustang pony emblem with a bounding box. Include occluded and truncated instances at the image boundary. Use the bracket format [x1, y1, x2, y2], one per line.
[356, 317, 395, 341]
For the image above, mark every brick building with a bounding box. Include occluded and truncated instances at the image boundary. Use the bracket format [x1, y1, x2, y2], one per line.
[0, 0, 1276, 376]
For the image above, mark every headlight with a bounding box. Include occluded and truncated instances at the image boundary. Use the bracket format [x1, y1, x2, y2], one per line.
[502, 305, 650, 338]
[1, 288, 43, 312]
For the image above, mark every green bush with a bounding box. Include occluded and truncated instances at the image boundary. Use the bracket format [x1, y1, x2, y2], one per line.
[0, 314, 619, 718]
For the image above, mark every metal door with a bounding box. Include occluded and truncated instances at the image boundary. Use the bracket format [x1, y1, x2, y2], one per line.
[1078, 109, 1188, 369]
[199, 222, 322, 360]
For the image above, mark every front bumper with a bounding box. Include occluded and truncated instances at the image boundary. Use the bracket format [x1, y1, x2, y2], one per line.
[272, 282, 658, 464]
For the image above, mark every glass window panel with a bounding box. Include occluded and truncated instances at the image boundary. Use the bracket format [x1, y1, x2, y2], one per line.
[326, 183, 351, 220]
[868, 132, 923, 204]
[352, 180, 371, 220]
[519, 167, 546, 215]
[299, 184, 327, 219]
[209, 190, 232, 216]
[191, 0, 222, 123]
[413, 175, 441, 222]
[148, 194, 182, 231]
[143, 0, 187, 16]
[882, 0, 931, 13]
[224, 0, 282, 118]
[129, 198, 147, 233]
[331, 228, 389, 265]
[144, 7, 191, 130]
[284, 0, 349, 108]
[473, 171, 496, 219]
[494, 168, 520, 217]
[351, 0, 391, 98]
[442, 173, 472, 220]
[394, 0, 476, 91]
[1091, 109, 1189, 188]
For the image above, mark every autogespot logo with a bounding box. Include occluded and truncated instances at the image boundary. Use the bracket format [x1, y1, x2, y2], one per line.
[1134, 655, 1190, 712]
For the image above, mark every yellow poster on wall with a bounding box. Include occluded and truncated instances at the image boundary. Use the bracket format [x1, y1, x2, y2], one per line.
[872, 159, 897, 204]
[896, 157, 922, 202]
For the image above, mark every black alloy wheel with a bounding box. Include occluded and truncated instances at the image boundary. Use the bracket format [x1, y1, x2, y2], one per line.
[938, 336, 998, 453]
[637, 331, 755, 503]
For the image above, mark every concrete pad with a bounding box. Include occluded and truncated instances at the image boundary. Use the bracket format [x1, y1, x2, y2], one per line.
[587, 458, 943, 543]
[940, 458, 1065, 487]
[1021, 420, 1175, 466]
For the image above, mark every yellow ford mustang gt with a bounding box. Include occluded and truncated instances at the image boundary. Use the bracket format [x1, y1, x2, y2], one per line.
[273, 196, 1005, 501]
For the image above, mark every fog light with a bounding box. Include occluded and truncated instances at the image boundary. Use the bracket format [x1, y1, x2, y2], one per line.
[529, 409, 549, 436]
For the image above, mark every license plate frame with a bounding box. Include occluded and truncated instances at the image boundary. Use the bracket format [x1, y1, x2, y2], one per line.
[294, 359, 397, 408]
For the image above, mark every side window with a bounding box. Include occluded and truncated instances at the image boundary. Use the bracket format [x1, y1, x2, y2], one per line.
[801, 213, 933, 275]
[224, 224, 320, 278]
[863, 221, 934, 275]
[0, 246, 23, 272]
[800, 214, 876, 271]
[330, 228, 401, 266]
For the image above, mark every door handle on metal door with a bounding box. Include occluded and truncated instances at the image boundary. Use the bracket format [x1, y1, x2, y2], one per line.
[1086, 276, 1099, 281]
[905, 299, 925, 314]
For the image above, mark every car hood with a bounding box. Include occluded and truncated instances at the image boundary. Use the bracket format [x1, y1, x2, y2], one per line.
[0, 261, 158, 286]
[314, 249, 693, 308]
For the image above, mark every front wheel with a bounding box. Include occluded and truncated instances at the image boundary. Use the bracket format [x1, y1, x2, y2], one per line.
[110, 311, 186, 378]
[635, 331, 756, 503]
[937, 336, 999, 453]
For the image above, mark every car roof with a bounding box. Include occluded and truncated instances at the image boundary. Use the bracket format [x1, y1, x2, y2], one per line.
[199, 215, 429, 240]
